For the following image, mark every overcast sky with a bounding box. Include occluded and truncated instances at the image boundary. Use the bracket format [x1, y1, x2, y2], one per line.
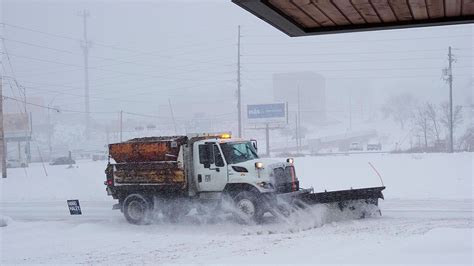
[1, 0, 472, 123]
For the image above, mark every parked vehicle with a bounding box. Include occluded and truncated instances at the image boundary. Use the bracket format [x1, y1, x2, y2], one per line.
[349, 142, 363, 151]
[105, 133, 385, 224]
[50, 157, 76, 166]
[6, 159, 28, 168]
[367, 142, 382, 151]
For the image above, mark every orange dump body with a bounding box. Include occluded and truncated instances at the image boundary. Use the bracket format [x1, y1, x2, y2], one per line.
[108, 136, 188, 189]
[109, 136, 188, 163]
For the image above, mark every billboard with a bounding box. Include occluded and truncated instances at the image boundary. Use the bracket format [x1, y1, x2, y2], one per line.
[4, 113, 29, 133]
[247, 103, 286, 124]
[3, 113, 31, 141]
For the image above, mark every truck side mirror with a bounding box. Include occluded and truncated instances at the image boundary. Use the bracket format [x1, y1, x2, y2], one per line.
[251, 139, 258, 152]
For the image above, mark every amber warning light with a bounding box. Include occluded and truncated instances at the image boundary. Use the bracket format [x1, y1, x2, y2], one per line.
[220, 133, 231, 139]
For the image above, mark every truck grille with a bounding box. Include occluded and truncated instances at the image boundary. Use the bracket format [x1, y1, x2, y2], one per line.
[273, 166, 299, 193]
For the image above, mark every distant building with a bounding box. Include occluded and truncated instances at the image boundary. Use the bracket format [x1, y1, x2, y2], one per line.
[273, 72, 326, 125]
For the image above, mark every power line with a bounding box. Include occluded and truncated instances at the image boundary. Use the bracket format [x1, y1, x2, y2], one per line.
[241, 48, 473, 57]
[2, 95, 60, 112]
[123, 110, 235, 121]
[240, 56, 473, 65]
[1, 39, 27, 114]
[0, 22, 79, 41]
[1, 63, 25, 113]
[4, 76, 235, 98]
[0, 22, 236, 62]
[2, 94, 236, 121]
[242, 73, 472, 81]
[1, 95, 118, 114]
[240, 65, 472, 73]
[2, 79, 160, 104]
[0, 36, 236, 74]
[3, 73, 236, 103]
[0, 51, 237, 85]
[4, 35, 470, 76]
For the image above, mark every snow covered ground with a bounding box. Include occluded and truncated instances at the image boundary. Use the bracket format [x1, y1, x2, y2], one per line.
[1, 153, 472, 264]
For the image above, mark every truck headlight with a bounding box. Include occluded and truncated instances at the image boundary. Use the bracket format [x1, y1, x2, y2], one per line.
[255, 162, 264, 169]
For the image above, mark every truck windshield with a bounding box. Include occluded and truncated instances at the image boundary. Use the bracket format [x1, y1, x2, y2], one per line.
[220, 142, 258, 164]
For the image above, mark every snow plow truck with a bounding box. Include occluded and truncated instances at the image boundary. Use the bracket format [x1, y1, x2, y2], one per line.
[104, 132, 385, 224]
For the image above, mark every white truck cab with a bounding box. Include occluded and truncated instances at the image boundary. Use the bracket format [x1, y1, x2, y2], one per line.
[191, 137, 296, 197]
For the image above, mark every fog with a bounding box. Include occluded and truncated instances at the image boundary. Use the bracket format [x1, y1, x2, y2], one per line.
[1, 1, 474, 264]
[1, 0, 473, 155]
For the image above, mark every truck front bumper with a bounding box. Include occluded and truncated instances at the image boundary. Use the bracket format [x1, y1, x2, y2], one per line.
[276, 188, 314, 202]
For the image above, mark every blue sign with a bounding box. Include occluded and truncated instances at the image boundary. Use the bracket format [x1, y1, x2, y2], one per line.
[247, 103, 286, 119]
[67, 200, 82, 215]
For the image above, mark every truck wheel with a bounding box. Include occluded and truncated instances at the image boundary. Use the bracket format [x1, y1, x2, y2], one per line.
[233, 191, 264, 224]
[123, 194, 152, 225]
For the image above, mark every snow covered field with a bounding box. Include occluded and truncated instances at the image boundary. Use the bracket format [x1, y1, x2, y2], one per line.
[1, 153, 472, 264]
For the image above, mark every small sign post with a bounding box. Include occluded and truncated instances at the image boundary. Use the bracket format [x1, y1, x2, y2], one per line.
[67, 200, 82, 215]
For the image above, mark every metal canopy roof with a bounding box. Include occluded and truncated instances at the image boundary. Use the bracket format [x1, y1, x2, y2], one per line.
[232, 0, 474, 37]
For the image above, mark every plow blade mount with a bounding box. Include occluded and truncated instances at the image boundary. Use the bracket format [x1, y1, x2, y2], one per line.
[297, 186, 386, 206]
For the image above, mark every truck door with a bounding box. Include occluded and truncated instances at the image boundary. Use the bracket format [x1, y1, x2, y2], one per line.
[194, 142, 228, 192]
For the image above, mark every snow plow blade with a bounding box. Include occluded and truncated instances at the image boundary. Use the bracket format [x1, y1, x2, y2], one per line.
[297, 186, 385, 205]
[273, 186, 386, 219]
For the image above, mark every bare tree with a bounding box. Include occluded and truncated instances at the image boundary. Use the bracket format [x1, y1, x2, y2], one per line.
[425, 103, 441, 144]
[412, 105, 431, 149]
[381, 93, 417, 129]
[459, 127, 474, 151]
[440, 102, 463, 142]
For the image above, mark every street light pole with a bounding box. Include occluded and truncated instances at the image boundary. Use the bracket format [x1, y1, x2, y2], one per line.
[47, 95, 60, 158]
[0, 77, 7, 178]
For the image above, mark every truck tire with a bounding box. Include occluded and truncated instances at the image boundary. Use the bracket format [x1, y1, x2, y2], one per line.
[233, 191, 264, 224]
[123, 194, 152, 225]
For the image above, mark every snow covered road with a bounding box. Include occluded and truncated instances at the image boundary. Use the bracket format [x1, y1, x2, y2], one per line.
[1, 153, 473, 264]
[1, 199, 472, 264]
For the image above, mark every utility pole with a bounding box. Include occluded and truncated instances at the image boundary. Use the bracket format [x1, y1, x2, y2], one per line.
[17, 84, 30, 162]
[0, 77, 6, 178]
[448, 46, 454, 153]
[265, 123, 270, 157]
[119, 110, 123, 142]
[79, 10, 91, 140]
[443, 46, 455, 153]
[295, 113, 299, 154]
[168, 99, 177, 135]
[297, 86, 301, 150]
[349, 88, 352, 131]
[237, 25, 242, 138]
